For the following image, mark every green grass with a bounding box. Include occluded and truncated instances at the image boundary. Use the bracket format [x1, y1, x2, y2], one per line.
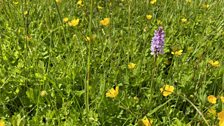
[0, 0, 224, 125]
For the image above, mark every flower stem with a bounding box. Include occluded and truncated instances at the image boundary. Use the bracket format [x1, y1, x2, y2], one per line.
[180, 95, 210, 126]
[150, 55, 157, 101]
[85, 0, 93, 114]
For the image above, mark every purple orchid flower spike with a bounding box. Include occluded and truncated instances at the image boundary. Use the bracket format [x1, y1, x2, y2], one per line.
[151, 27, 165, 55]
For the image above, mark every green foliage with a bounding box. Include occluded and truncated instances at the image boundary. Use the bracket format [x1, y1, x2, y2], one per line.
[0, 0, 223, 125]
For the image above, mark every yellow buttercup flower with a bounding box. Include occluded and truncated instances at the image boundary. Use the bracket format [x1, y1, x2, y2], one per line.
[208, 60, 220, 67]
[207, 95, 217, 104]
[219, 120, 224, 126]
[141, 116, 151, 126]
[218, 110, 224, 121]
[160, 84, 174, 97]
[68, 18, 80, 27]
[100, 18, 110, 26]
[0, 119, 5, 126]
[63, 17, 69, 23]
[171, 50, 183, 56]
[220, 96, 224, 103]
[146, 14, 152, 20]
[106, 86, 119, 98]
[128, 63, 136, 69]
[150, 0, 156, 5]
[218, 111, 224, 126]
[77, 0, 83, 6]
[181, 18, 187, 23]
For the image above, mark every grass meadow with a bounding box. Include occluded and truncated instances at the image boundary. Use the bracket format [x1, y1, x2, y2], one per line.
[0, 0, 224, 125]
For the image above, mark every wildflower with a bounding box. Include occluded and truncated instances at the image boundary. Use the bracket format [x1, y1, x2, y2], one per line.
[160, 84, 174, 97]
[181, 18, 187, 23]
[128, 63, 136, 69]
[150, 0, 156, 5]
[221, 96, 224, 103]
[171, 50, 183, 56]
[68, 18, 79, 27]
[141, 116, 151, 126]
[151, 27, 165, 55]
[146, 14, 152, 20]
[55, 0, 61, 3]
[63, 17, 69, 23]
[106, 86, 119, 98]
[218, 110, 224, 126]
[40, 90, 47, 97]
[0, 119, 5, 126]
[207, 95, 217, 104]
[208, 60, 220, 67]
[77, 0, 83, 6]
[24, 11, 28, 16]
[218, 110, 224, 121]
[219, 120, 224, 126]
[100, 18, 110, 26]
